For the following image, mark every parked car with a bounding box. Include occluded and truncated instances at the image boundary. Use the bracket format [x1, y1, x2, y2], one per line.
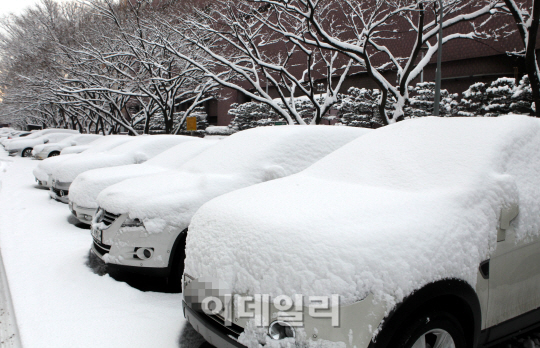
[181, 115, 540, 348]
[50, 135, 195, 203]
[61, 144, 95, 155]
[32, 134, 103, 159]
[33, 135, 131, 188]
[90, 126, 370, 287]
[69, 138, 218, 225]
[1, 130, 32, 146]
[4, 129, 79, 157]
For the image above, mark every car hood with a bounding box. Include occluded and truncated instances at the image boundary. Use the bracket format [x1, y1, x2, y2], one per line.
[33, 153, 78, 179]
[52, 153, 135, 183]
[69, 164, 167, 208]
[97, 170, 251, 232]
[185, 115, 540, 309]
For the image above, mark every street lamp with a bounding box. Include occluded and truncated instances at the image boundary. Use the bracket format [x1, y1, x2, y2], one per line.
[433, 0, 443, 116]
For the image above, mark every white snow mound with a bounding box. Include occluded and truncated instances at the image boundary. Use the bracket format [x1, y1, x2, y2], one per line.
[52, 135, 191, 182]
[69, 139, 218, 208]
[186, 115, 540, 310]
[97, 126, 369, 231]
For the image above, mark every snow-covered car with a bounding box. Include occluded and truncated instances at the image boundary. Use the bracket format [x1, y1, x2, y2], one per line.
[50, 135, 194, 203]
[33, 135, 131, 188]
[32, 134, 103, 159]
[0, 130, 31, 145]
[5, 129, 79, 157]
[68, 138, 218, 225]
[91, 126, 369, 286]
[60, 144, 93, 155]
[182, 115, 540, 348]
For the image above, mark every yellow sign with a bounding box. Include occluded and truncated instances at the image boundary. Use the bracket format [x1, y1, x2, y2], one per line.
[186, 116, 197, 131]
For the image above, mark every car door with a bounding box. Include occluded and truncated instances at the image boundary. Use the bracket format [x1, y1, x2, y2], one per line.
[486, 215, 540, 328]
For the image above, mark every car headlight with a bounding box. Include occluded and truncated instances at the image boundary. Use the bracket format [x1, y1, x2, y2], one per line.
[121, 218, 144, 227]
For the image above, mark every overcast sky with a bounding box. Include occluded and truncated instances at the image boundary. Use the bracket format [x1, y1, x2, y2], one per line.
[1, 0, 46, 17]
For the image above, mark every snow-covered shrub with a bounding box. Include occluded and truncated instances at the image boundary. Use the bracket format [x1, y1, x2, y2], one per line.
[484, 77, 516, 116]
[405, 82, 458, 117]
[228, 99, 317, 130]
[177, 107, 208, 135]
[458, 82, 489, 117]
[228, 102, 278, 131]
[511, 75, 534, 114]
[336, 87, 385, 128]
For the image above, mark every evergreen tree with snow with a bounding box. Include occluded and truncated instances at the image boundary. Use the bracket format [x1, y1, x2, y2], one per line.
[405, 82, 458, 118]
[511, 75, 534, 115]
[458, 82, 489, 116]
[228, 102, 278, 131]
[483, 77, 516, 116]
[336, 87, 385, 128]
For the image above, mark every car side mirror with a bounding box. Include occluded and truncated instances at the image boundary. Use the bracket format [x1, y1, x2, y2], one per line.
[498, 203, 519, 242]
[134, 152, 148, 164]
[43, 139, 49, 144]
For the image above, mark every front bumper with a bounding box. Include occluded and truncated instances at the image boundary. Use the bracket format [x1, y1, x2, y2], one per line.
[70, 202, 96, 225]
[33, 151, 49, 160]
[35, 176, 52, 188]
[183, 278, 387, 348]
[50, 181, 71, 203]
[90, 210, 179, 276]
[7, 149, 19, 156]
[183, 301, 246, 348]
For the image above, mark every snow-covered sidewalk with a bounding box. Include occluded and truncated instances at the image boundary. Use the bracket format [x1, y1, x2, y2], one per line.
[0, 150, 202, 347]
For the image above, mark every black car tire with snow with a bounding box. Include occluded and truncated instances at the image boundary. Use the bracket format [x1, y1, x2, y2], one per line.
[22, 148, 32, 157]
[394, 310, 466, 348]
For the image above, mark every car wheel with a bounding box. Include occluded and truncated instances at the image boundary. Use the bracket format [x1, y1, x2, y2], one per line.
[168, 232, 187, 292]
[48, 151, 60, 157]
[22, 148, 32, 157]
[393, 311, 466, 348]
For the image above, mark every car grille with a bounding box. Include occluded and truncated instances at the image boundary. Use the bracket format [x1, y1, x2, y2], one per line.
[52, 187, 68, 197]
[203, 312, 244, 338]
[101, 210, 120, 226]
[93, 240, 111, 257]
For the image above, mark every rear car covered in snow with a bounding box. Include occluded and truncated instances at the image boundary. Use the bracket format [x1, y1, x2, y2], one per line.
[33, 135, 131, 188]
[5, 129, 79, 157]
[68, 138, 218, 225]
[182, 115, 540, 348]
[31, 134, 102, 159]
[49, 135, 195, 203]
[91, 126, 369, 286]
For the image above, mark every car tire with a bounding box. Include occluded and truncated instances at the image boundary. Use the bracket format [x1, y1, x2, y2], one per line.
[392, 310, 466, 348]
[168, 232, 187, 292]
[22, 148, 32, 157]
[48, 151, 60, 157]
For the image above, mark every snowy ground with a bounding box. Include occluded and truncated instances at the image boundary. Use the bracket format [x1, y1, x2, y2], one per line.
[0, 148, 538, 348]
[0, 148, 205, 348]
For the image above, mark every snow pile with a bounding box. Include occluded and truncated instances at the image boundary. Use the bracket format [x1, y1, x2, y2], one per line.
[97, 126, 369, 232]
[32, 135, 131, 182]
[33, 154, 78, 182]
[52, 135, 191, 183]
[69, 139, 218, 208]
[205, 126, 233, 135]
[32, 134, 102, 155]
[185, 115, 540, 311]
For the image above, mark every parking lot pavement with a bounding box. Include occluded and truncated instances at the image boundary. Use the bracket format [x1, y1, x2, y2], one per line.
[0, 150, 199, 347]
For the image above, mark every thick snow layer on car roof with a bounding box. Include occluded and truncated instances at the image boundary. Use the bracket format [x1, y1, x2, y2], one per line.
[69, 139, 219, 208]
[185, 115, 540, 310]
[97, 126, 369, 231]
[52, 135, 194, 183]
